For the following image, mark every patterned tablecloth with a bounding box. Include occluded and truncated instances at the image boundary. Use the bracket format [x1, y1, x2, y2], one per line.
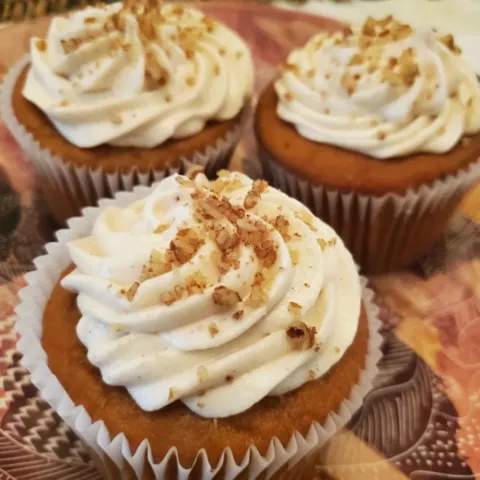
[0, 3, 479, 479]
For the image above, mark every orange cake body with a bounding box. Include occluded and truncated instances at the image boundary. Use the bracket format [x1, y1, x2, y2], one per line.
[256, 17, 480, 274]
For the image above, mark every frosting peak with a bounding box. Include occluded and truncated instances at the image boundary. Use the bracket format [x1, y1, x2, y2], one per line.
[275, 16, 480, 159]
[23, 2, 253, 148]
[62, 170, 361, 418]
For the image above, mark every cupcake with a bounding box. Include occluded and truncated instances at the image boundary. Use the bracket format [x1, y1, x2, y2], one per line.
[255, 16, 480, 274]
[16, 170, 381, 479]
[2, 0, 253, 222]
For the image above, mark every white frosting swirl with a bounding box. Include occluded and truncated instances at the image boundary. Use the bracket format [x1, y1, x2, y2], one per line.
[62, 172, 361, 418]
[275, 17, 480, 159]
[23, 3, 253, 148]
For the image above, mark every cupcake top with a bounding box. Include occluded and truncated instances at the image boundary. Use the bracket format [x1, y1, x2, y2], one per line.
[23, 1, 253, 148]
[62, 170, 361, 418]
[275, 16, 480, 159]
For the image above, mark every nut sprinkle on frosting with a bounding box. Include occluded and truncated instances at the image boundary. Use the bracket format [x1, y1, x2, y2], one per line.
[276, 16, 480, 159]
[62, 170, 362, 418]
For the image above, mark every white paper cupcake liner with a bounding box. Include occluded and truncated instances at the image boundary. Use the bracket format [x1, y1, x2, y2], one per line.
[259, 146, 480, 274]
[14, 183, 382, 479]
[1, 55, 250, 222]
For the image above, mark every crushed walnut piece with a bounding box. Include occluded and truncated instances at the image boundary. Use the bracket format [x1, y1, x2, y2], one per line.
[244, 179, 268, 210]
[289, 247, 299, 266]
[273, 215, 291, 242]
[286, 322, 317, 350]
[125, 281, 139, 301]
[208, 322, 219, 337]
[139, 249, 172, 281]
[159, 272, 208, 305]
[233, 310, 244, 320]
[288, 301, 302, 320]
[36, 39, 47, 52]
[170, 228, 204, 264]
[154, 223, 170, 234]
[317, 238, 337, 251]
[197, 365, 208, 382]
[212, 286, 241, 307]
[439, 33, 461, 55]
[187, 165, 205, 180]
[295, 210, 317, 231]
[247, 284, 267, 308]
[168, 387, 177, 402]
[110, 114, 123, 125]
[176, 176, 195, 188]
[341, 72, 357, 96]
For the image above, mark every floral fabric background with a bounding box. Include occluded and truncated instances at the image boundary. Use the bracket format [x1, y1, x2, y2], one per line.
[0, 3, 479, 479]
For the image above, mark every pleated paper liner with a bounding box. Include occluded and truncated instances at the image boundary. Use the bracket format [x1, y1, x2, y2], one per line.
[15, 183, 382, 480]
[259, 146, 480, 275]
[1, 55, 250, 224]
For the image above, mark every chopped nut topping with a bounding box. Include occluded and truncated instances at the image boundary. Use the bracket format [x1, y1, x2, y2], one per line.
[288, 301, 302, 320]
[110, 114, 123, 125]
[159, 272, 208, 305]
[295, 210, 317, 231]
[197, 401, 205, 408]
[289, 247, 299, 266]
[186, 76, 195, 87]
[208, 322, 219, 337]
[334, 346, 340, 353]
[349, 53, 364, 66]
[212, 286, 241, 307]
[284, 92, 294, 102]
[341, 72, 357, 97]
[59, 100, 70, 107]
[308, 370, 316, 381]
[187, 165, 205, 180]
[439, 33, 461, 55]
[170, 228, 204, 264]
[244, 179, 268, 210]
[273, 215, 290, 241]
[176, 176, 195, 188]
[168, 387, 177, 402]
[233, 310, 244, 320]
[226, 375, 234, 383]
[317, 238, 337, 250]
[247, 284, 267, 308]
[36, 39, 47, 52]
[286, 322, 317, 350]
[154, 223, 170, 234]
[126, 281, 139, 301]
[377, 130, 387, 140]
[219, 47, 226, 56]
[197, 365, 208, 382]
[236, 51, 243, 59]
[139, 249, 172, 282]
[84, 16, 96, 24]
[307, 69, 315, 78]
